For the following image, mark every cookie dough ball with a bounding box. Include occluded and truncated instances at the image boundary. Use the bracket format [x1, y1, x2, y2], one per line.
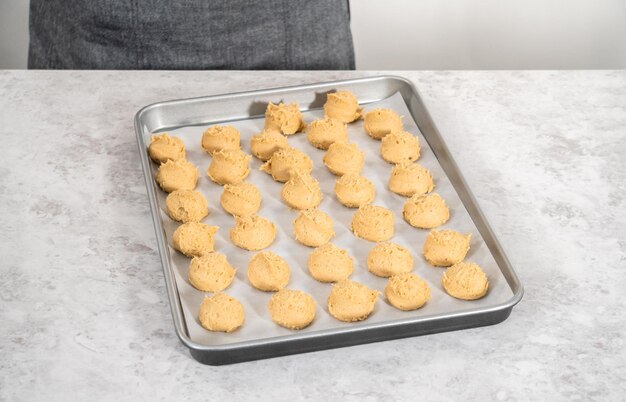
[250, 129, 289, 161]
[389, 163, 434, 197]
[281, 171, 322, 210]
[268, 289, 316, 330]
[156, 159, 198, 193]
[351, 205, 395, 242]
[230, 214, 276, 251]
[188, 252, 236, 292]
[363, 108, 403, 140]
[148, 133, 186, 164]
[323, 90, 362, 123]
[207, 149, 251, 185]
[323, 142, 364, 176]
[308, 243, 354, 283]
[306, 118, 348, 150]
[403, 193, 450, 229]
[247, 252, 290, 291]
[198, 293, 244, 333]
[220, 182, 261, 216]
[442, 262, 489, 300]
[367, 242, 413, 277]
[385, 273, 430, 311]
[380, 131, 421, 164]
[201, 125, 241, 155]
[166, 190, 208, 223]
[327, 280, 379, 322]
[293, 209, 334, 247]
[334, 174, 376, 208]
[260, 147, 313, 182]
[264, 102, 304, 135]
[172, 222, 219, 257]
[423, 230, 471, 267]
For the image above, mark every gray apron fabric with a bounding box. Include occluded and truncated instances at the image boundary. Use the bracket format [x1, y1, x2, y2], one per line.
[28, 0, 354, 70]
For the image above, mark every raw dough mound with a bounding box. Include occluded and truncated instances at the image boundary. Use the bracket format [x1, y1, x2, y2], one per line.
[380, 131, 421, 164]
[293, 209, 334, 247]
[172, 222, 219, 257]
[323, 90, 362, 123]
[264, 102, 304, 135]
[260, 147, 313, 182]
[207, 149, 251, 185]
[198, 293, 244, 333]
[250, 128, 289, 161]
[388, 163, 434, 197]
[334, 174, 376, 208]
[166, 190, 209, 223]
[351, 205, 395, 242]
[306, 118, 348, 150]
[201, 125, 241, 155]
[188, 252, 236, 292]
[363, 108, 403, 140]
[220, 182, 261, 216]
[230, 214, 276, 251]
[442, 262, 489, 300]
[423, 229, 471, 267]
[247, 252, 291, 292]
[327, 280, 379, 322]
[281, 170, 322, 210]
[403, 193, 450, 229]
[156, 159, 198, 193]
[268, 289, 316, 330]
[149, 133, 186, 164]
[367, 242, 413, 277]
[307, 243, 354, 283]
[385, 273, 430, 311]
[323, 142, 364, 176]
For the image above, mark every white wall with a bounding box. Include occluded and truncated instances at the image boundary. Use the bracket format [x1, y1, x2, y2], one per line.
[1, 0, 625, 69]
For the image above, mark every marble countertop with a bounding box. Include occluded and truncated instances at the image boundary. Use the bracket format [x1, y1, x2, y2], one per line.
[0, 70, 624, 401]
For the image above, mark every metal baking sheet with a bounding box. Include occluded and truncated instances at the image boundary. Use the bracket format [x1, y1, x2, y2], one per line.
[135, 76, 523, 365]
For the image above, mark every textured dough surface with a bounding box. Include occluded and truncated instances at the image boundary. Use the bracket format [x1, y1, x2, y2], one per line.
[363, 108, 403, 140]
[172, 222, 218, 257]
[229, 214, 276, 251]
[388, 163, 434, 197]
[293, 209, 334, 247]
[264, 102, 304, 135]
[188, 252, 236, 292]
[198, 293, 244, 333]
[247, 252, 291, 292]
[306, 118, 348, 150]
[403, 193, 450, 229]
[323, 142, 365, 176]
[260, 147, 313, 182]
[323, 90, 362, 123]
[250, 129, 289, 161]
[380, 131, 421, 164]
[334, 174, 376, 208]
[156, 159, 198, 193]
[166, 190, 208, 223]
[385, 273, 430, 311]
[423, 230, 471, 267]
[148, 133, 186, 164]
[327, 280, 379, 322]
[220, 182, 261, 216]
[367, 242, 414, 277]
[281, 170, 323, 210]
[268, 289, 316, 330]
[308, 243, 354, 283]
[442, 262, 489, 300]
[207, 149, 251, 185]
[201, 125, 241, 155]
[351, 205, 395, 242]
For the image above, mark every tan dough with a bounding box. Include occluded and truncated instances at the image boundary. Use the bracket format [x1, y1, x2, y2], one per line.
[306, 118, 348, 150]
[403, 193, 450, 229]
[165, 190, 209, 223]
[323, 90, 362, 123]
[198, 293, 244, 333]
[201, 125, 241, 155]
[363, 108, 403, 140]
[367, 242, 414, 277]
[388, 163, 434, 197]
[268, 289, 316, 330]
[351, 205, 395, 242]
[442, 261, 489, 300]
[423, 230, 471, 267]
[260, 147, 313, 182]
[293, 209, 334, 247]
[220, 182, 261, 216]
[247, 252, 291, 291]
[380, 131, 421, 164]
[307, 243, 354, 283]
[172, 222, 219, 257]
[334, 174, 376, 208]
[281, 170, 322, 210]
[207, 149, 251, 185]
[264, 102, 304, 135]
[156, 159, 198, 193]
[250, 129, 289, 161]
[230, 214, 276, 251]
[323, 142, 364, 176]
[148, 133, 186, 164]
[327, 280, 379, 322]
[188, 252, 236, 292]
[385, 273, 430, 311]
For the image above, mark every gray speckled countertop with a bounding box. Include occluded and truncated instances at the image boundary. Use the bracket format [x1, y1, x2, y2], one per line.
[0, 71, 624, 401]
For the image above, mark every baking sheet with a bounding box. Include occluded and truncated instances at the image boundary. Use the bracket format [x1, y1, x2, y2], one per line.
[152, 92, 514, 346]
